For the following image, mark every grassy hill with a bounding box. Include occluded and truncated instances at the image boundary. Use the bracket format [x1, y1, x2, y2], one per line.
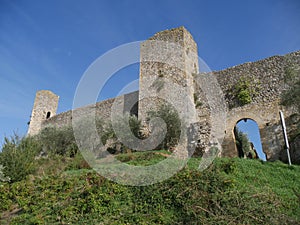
[1, 150, 300, 225]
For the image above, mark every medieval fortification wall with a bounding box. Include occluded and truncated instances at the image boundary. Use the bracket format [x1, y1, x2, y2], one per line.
[214, 51, 300, 160]
[27, 26, 300, 162]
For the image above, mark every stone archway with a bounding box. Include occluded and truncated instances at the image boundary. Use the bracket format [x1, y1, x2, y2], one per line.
[221, 102, 284, 161]
[234, 118, 266, 160]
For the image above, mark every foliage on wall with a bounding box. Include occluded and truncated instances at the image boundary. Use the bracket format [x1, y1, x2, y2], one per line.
[281, 65, 300, 111]
[193, 93, 202, 108]
[233, 76, 260, 106]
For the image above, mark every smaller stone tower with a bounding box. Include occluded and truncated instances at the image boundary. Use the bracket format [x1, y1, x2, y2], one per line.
[27, 90, 59, 136]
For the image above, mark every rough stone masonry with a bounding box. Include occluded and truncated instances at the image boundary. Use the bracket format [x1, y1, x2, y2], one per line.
[28, 26, 300, 162]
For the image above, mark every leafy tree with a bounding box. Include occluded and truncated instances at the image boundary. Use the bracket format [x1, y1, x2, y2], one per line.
[234, 127, 251, 158]
[38, 126, 78, 157]
[101, 114, 142, 153]
[147, 104, 181, 150]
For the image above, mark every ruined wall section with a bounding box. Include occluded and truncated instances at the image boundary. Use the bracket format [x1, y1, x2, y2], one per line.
[211, 51, 300, 160]
[42, 91, 139, 131]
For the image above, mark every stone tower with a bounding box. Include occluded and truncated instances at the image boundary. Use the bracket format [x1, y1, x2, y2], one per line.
[138, 26, 199, 123]
[27, 90, 59, 136]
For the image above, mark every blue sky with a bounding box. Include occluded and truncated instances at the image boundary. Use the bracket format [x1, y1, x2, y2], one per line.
[0, 0, 300, 152]
[237, 120, 266, 161]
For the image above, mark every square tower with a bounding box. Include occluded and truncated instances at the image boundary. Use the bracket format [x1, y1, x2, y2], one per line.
[138, 26, 199, 123]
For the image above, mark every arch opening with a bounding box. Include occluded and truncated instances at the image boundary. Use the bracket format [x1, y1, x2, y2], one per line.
[234, 118, 266, 161]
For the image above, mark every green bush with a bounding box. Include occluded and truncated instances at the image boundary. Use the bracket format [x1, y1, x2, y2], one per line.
[73, 117, 104, 143]
[2, 157, 299, 224]
[65, 152, 91, 170]
[0, 135, 40, 183]
[101, 114, 142, 153]
[232, 76, 262, 106]
[237, 89, 252, 105]
[147, 104, 181, 150]
[38, 126, 78, 157]
[0, 164, 10, 182]
[234, 77, 253, 105]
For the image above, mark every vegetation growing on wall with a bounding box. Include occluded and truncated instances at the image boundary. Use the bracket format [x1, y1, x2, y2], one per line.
[193, 93, 202, 108]
[151, 77, 165, 92]
[281, 65, 300, 111]
[233, 76, 260, 106]
[281, 65, 300, 164]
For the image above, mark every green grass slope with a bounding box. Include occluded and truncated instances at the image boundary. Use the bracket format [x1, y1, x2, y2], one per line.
[1, 151, 300, 225]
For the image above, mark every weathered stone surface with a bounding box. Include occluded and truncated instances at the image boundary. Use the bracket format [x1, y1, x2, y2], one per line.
[40, 91, 139, 130]
[138, 26, 198, 124]
[27, 90, 59, 136]
[214, 51, 300, 160]
[27, 27, 300, 162]
[289, 135, 300, 164]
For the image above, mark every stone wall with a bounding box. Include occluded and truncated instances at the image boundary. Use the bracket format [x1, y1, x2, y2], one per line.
[41, 91, 139, 130]
[215, 51, 300, 108]
[27, 27, 300, 162]
[211, 51, 300, 160]
[282, 113, 300, 164]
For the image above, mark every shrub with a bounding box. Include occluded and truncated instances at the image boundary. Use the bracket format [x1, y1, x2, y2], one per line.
[101, 114, 142, 153]
[234, 77, 253, 105]
[38, 126, 78, 157]
[193, 93, 202, 108]
[232, 76, 262, 106]
[237, 89, 252, 105]
[0, 164, 10, 182]
[147, 104, 181, 150]
[65, 152, 91, 170]
[0, 134, 40, 182]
